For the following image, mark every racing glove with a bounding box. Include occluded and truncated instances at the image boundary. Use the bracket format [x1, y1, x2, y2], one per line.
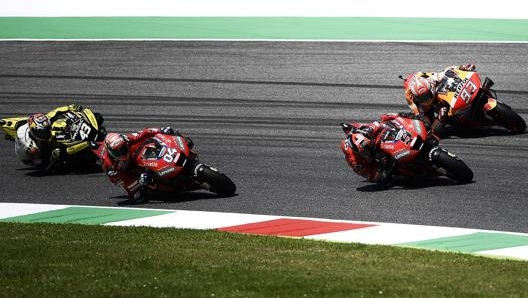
[160, 126, 174, 135]
[459, 64, 476, 71]
[106, 168, 118, 177]
[425, 131, 440, 147]
[437, 107, 448, 123]
[138, 172, 154, 187]
[51, 148, 62, 161]
[397, 112, 416, 119]
[68, 104, 83, 112]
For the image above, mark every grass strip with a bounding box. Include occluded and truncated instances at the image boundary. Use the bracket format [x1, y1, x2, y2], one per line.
[0, 222, 526, 298]
[1, 17, 528, 41]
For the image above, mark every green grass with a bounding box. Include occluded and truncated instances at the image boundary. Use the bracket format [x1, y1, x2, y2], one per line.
[0, 223, 526, 298]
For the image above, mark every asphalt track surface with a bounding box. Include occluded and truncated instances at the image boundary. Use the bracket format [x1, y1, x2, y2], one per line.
[0, 41, 527, 233]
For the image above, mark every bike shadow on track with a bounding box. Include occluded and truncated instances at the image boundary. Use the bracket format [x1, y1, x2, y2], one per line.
[22, 165, 103, 177]
[112, 191, 238, 206]
[356, 176, 474, 192]
[440, 126, 523, 138]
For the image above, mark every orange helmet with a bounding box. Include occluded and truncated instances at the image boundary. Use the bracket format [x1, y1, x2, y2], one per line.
[27, 113, 51, 141]
[409, 76, 433, 104]
[104, 133, 128, 160]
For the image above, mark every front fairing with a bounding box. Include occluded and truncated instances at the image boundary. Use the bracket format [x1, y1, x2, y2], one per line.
[52, 111, 97, 143]
[51, 110, 103, 154]
[133, 134, 191, 180]
[378, 118, 427, 164]
[435, 70, 481, 116]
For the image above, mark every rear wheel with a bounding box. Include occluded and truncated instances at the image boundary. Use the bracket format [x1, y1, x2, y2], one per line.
[196, 165, 236, 196]
[431, 148, 473, 184]
[488, 102, 526, 133]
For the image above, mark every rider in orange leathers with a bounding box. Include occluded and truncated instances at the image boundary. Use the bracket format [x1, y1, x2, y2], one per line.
[404, 64, 476, 134]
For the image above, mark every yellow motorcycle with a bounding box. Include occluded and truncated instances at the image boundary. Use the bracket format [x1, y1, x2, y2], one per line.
[0, 106, 106, 173]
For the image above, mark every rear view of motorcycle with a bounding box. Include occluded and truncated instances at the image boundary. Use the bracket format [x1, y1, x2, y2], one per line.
[340, 115, 473, 186]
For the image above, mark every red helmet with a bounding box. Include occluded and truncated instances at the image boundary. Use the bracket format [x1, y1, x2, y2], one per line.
[349, 131, 373, 158]
[27, 113, 51, 141]
[104, 132, 128, 160]
[409, 76, 433, 103]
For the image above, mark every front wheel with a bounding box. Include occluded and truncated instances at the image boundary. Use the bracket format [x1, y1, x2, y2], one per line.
[431, 148, 473, 184]
[195, 165, 236, 196]
[488, 102, 526, 133]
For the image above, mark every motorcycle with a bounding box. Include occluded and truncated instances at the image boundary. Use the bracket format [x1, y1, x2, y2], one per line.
[400, 69, 526, 134]
[0, 107, 106, 173]
[341, 115, 474, 185]
[92, 132, 236, 202]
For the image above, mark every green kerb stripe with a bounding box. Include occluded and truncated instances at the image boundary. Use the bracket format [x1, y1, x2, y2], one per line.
[399, 232, 528, 253]
[0, 207, 174, 224]
[1, 17, 527, 41]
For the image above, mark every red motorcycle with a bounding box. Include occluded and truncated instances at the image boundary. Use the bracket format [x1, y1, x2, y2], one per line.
[93, 132, 236, 202]
[401, 69, 526, 134]
[341, 116, 474, 184]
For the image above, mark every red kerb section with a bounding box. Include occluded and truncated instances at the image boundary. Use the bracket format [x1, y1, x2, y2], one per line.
[218, 218, 376, 237]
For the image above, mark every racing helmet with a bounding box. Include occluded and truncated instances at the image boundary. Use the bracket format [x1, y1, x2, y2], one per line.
[409, 76, 433, 104]
[27, 113, 52, 141]
[104, 132, 129, 160]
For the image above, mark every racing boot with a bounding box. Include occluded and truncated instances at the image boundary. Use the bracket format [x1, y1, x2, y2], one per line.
[131, 187, 149, 204]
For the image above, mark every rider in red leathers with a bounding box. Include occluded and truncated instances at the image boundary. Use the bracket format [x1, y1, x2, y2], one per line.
[340, 114, 399, 184]
[404, 64, 476, 135]
[101, 126, 181, 203]
[341, 113, 440, 184]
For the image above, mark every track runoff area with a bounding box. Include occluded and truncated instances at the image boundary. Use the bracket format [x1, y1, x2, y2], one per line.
[1, 0, 527, 261]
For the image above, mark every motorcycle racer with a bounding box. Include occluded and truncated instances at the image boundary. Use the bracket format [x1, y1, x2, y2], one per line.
[101, 127, 191, 203]
[19, 104, 99, 171]
[341, 113, 440, 184]
[340, 113, 399, 184]
[405, 64, 476, 135]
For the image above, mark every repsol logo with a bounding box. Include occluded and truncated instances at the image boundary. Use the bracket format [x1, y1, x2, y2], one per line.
[452, 78, 468, 99]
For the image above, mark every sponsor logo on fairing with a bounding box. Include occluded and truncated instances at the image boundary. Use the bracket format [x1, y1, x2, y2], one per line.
[380, 143, 395, 150]
[159, 167, 176, 177]
[394, 150, 410, 160]
[176, 136, 185, 151]
[452, 78, 469, 100]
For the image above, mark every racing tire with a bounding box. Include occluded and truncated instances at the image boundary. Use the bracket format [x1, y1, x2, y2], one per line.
[433, 148, 473, 184]
[488, 102, 526, 133]
[199, 166, 236, 196]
